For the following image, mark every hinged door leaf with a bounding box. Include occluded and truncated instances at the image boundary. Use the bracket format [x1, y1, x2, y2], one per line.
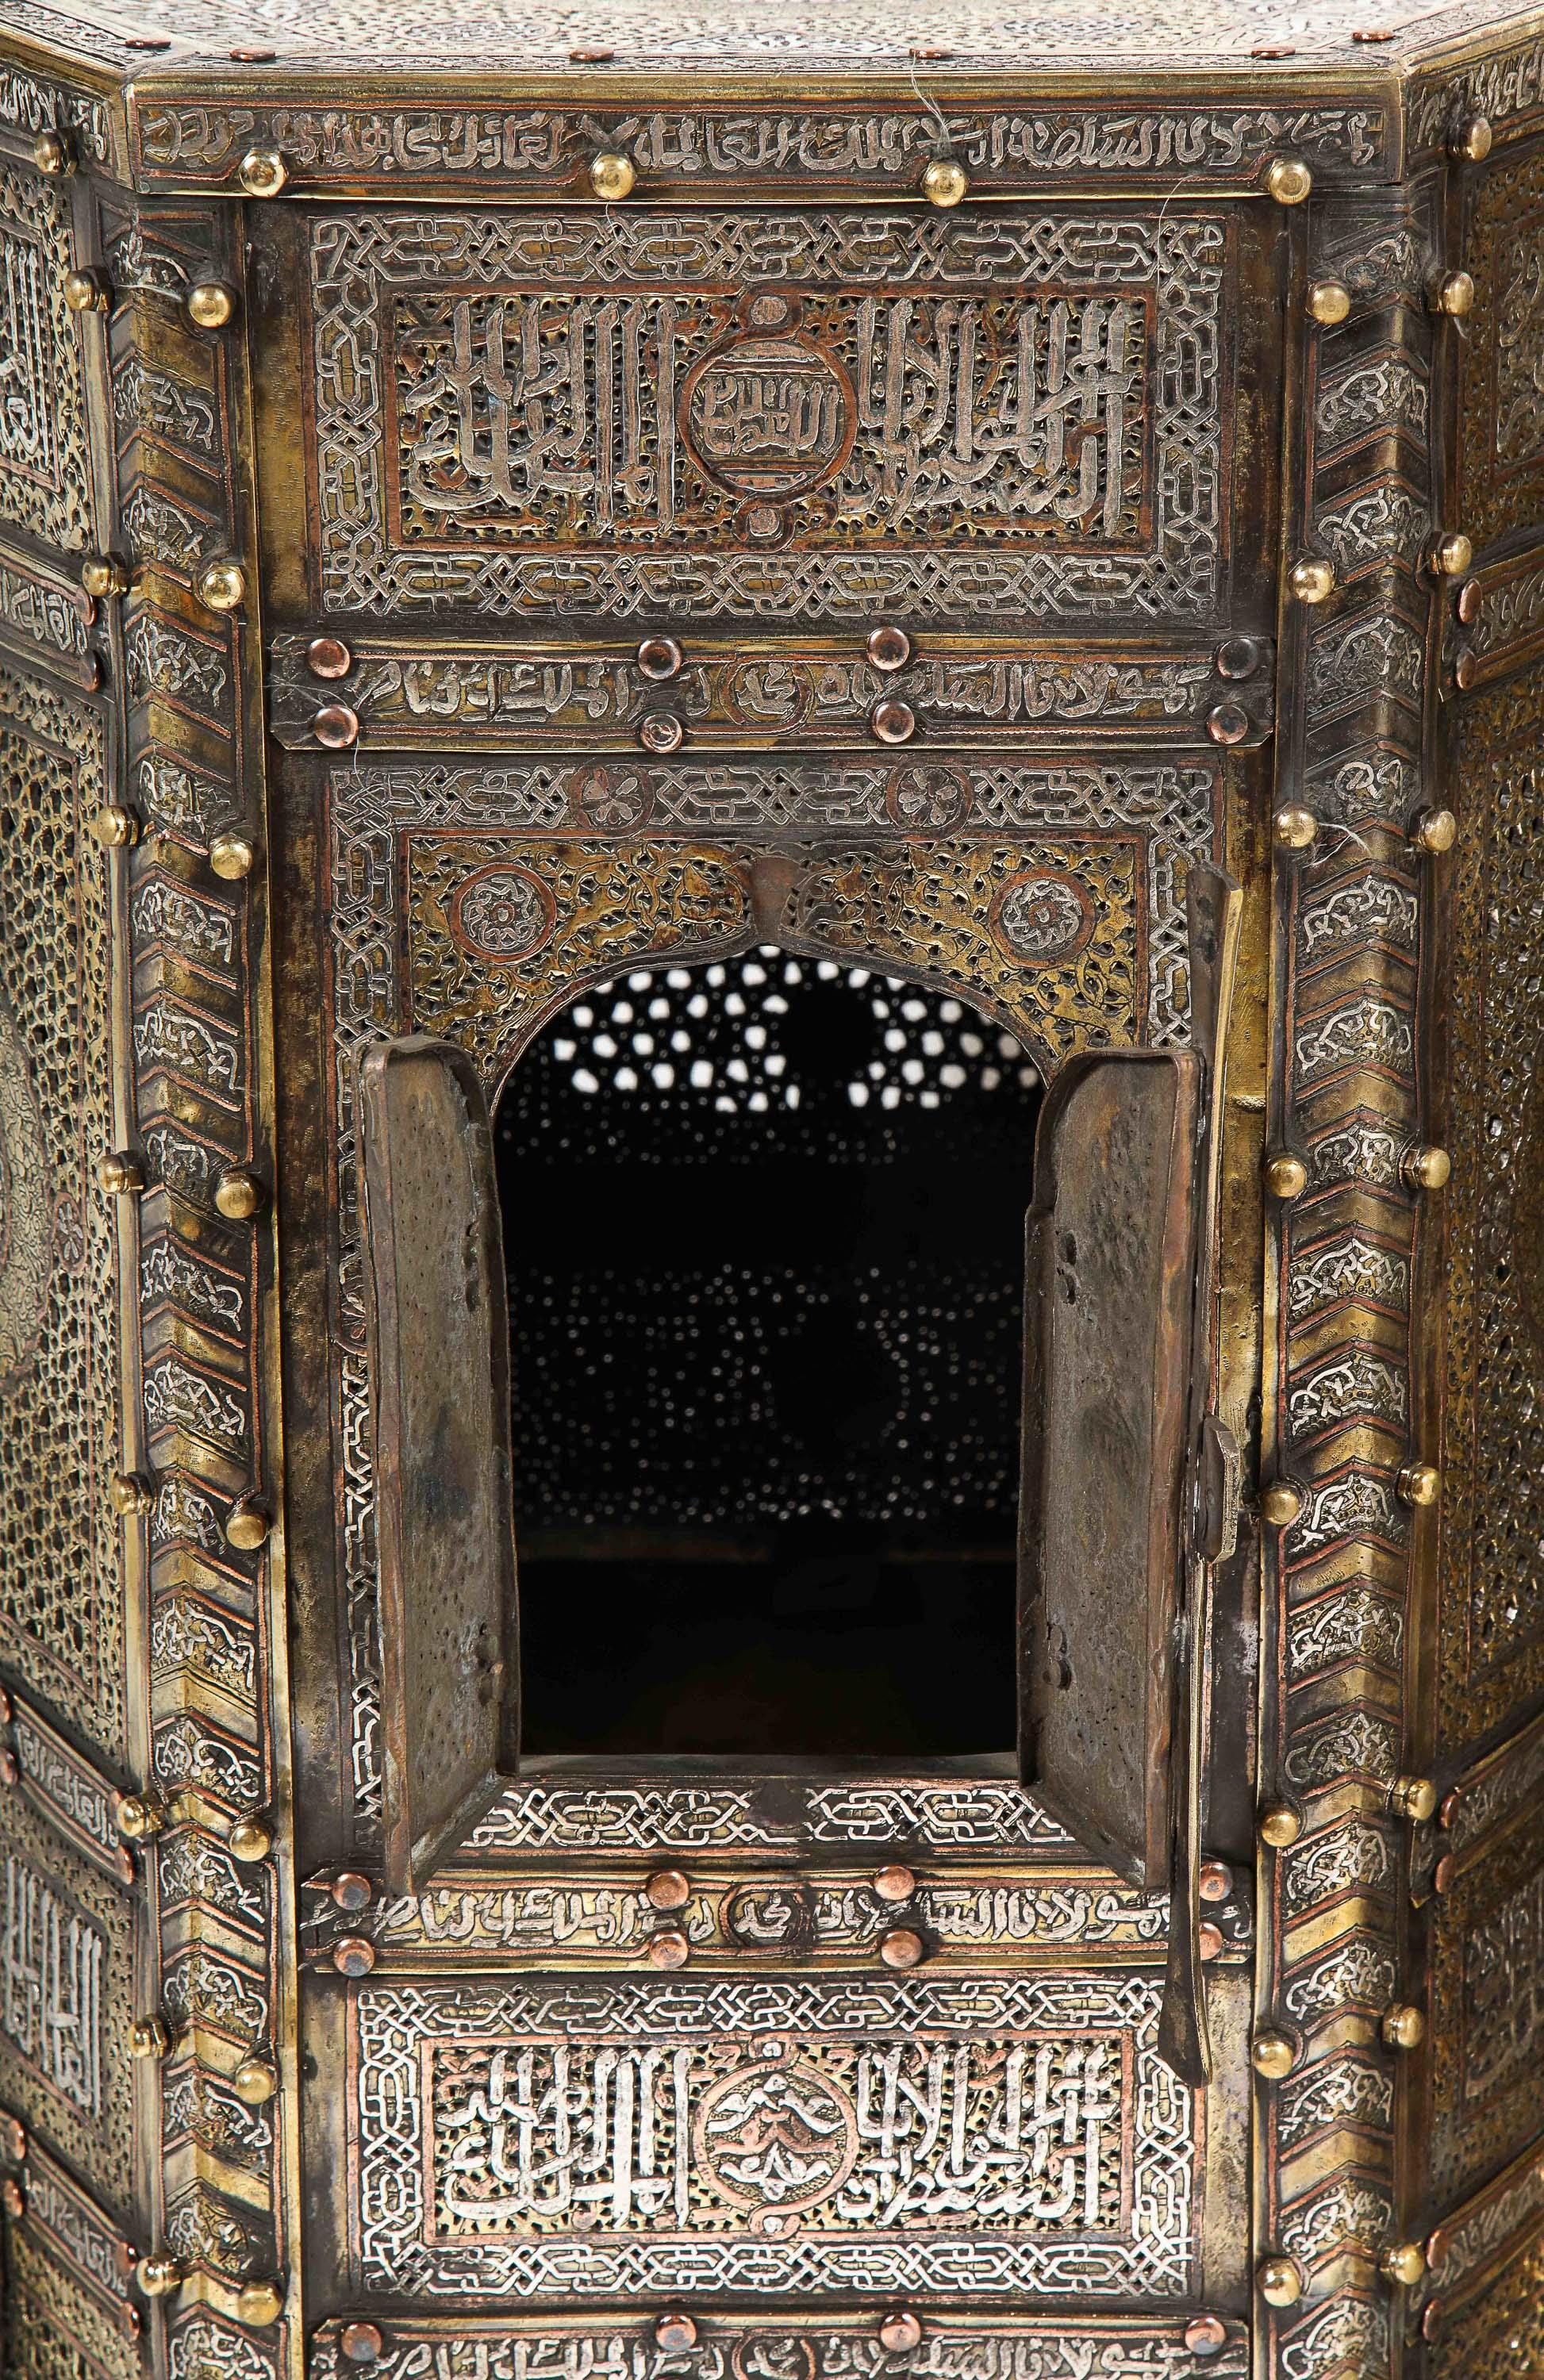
[359, 1035, 519, 1891]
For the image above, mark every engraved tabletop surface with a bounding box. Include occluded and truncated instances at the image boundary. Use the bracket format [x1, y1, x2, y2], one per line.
[5, 0, 1543, 71]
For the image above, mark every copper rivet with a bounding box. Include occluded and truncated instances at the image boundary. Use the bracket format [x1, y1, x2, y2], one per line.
[1250, 2029, 1296, 2079]
[570, 46, 615, 60]
[1390, 1774, 1438, 1821]
[313, 702, 360, 750]
[1435, 271, 1475, 317]
[229, 1814, 273, 1863]
[1216, 634, 1262, 679]
[1289, 556, 1335, 604]
[1198, 1921, 1225, 1962]
[1397, 1463, 1441, 1511]
[647, 1929, 690, 1970]
[1411, 807, 1458, 855]
[1307, 278, 1352, 325]
[1382, 2002, 1426, 2049]
[877, 2310, 923, 2352]
[1273, 804, 1318, 850]
[2, 2118, 23, 2163]
[32, 130, 75, 176]
[63, 267, 110, 314]
[1263, 1152, 1308, 1201]
[237, 148, 289, 198]
[236, 2282, 284, 2328]
[0, 1750, 16, 1787]
[1252, 43, 1295, 57]
[638, 712, 686, 754]
[306, 634, 353, 681]
[646, 1868, 690, 1910]
[1352, 22, 1394, 35]
[1207, 699, 1250, 747]
[870, 697, 916, 747]
[1183, 2317, 1228, 2356]
[1259, 1802, 1302, 1848]
[636, 636, 684, 681]
[123, 32, 171, 45]
[214, 1167, 264, 1221]
[590, 152, 636, 199]
[210, 828, 256, 881]
[332, 1871, 374, 1913]
[136, 2254, 183, 2299]
[1381, 2241, 1427, 2286]
[98, 1149, 145, 1195]
[1404, 1142, 1452, 1191]
[1198, 1860, 1231, 1902]
[116, 1791, 164, 1841]
[229, 44, 277, 59]
[225, 1493, 271, 1553]
[1452, 114, 1493, 162]
[186, 281, 237, 330]
[655, 2314, 697, 2351]
[1453, 649, 1478, 692]
[1433, 1851, 1456, 1895]
[1264, 155, 1312, 205]
[921, 159, 969, 208]
[1456, 578, 1483, 625]
[874, 1864, 916, 1902]
[866, 624, 912, 673]
[109, 1472, 155, 1518]
[0, 1687, 10, 1722]
[911, 44, 953, 57]
[130, 2015, 170, 2059]
[341, 2324, 385, 2366]
[1258, 2255, 1302, 2307]
[880, 1927, 926, 1970]
[232, 2056, 278, 2106]
[332, 1935, 376, 1979]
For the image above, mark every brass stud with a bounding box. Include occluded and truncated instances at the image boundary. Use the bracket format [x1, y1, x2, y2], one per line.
[870, 697, 916, 747]
[1264, 1152, 1308, 1201]
[1207, 699, 1250, 747]
[921, 158, 969, 208]
[1259, 1802, 1303, 1848]
[332, 1871, 374, 1913]
[1198, 1860, 1232, 1902]
[332, 1935, 376, 1979]
[306, 635, 353, 680]
[1274, 805, 1318, 852]
[1431, 532, 1473, 579]
[109, 1472, 156, 1518]
[1397, 1463, 1441, 1510]
[235, 2280, 284, 2328]
[1250, 2028, 1296, 2079]
[866, 624, 912, 673]
[1389, 1775, 1438, 1821]
[214, 1167, 265, 1221]
[237, 148, 288, 198]
[197, 558, 246, 614]
[210, 828, 256, 881]
[97, 1150, 145, 1196]
[645, 1868, 690, 1909]
[2, 2177, 25, 2221]
[1434, 270, 1475, 317]
[341, 2326, 386, 2367]
[231, 2055, 278, 2106]
[1264, 155, 1312, 205]
[1289, 557, 1336, 605]
[229, 1813, 274, 1864]
[655, 2314, 697, 2351]
[877, 2310, 923, 2353]
[33, 130, 75, 176]
[1450, 115, 1492, 163]
[313, 703, 359, 750]
[1381, 2241, 1427, 2286]
[874, 1863, 916, 1902]
[135, 2253, 183, 2299]
[129, 2015, 171, 2059]
[637, 712, 686, 755]
[225, 1493, 271, 1553]
[1382, 2002, 1427, 2050]
[62, 267, 111, 313]
[1404, 1144, 1451, 1192]
[1411, 807, 1458, 855]
[90, 804, 140, 850]
[1307, 278, 1351, 325]
[880, 1926, 926, 1970]
[647, 1928, 690, 1970]
[1258, 2255, 1303, 2307]
[116, 1791, 166, 1841]
[636, 636, 684, 681]
[186, 281, 237, 330]
[1183, 2318, 1228, 2357]
[589, 152, 636, 199]
[80, 555, 129, 599]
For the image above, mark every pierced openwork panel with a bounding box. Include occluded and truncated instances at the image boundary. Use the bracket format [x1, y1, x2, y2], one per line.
[0, 666, 123, 1758]
[1439, 658, 1544, 1746]
[1427, 2221, 1544, 2380]
[347, 1970, 1199, 2298]
[1460, 136, 1544, 554]
[307, 208, 1225, 623]
[2, 2232, 141, 2380]
[0, 164, 94, 557]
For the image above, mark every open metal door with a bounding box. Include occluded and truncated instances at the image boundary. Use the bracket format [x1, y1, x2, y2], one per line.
[359, 1035, 520, 1892]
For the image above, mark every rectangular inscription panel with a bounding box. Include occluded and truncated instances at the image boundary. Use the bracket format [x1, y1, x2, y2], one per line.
[349, 1970, 1198, 2298]
[305, 208, 1227, 623]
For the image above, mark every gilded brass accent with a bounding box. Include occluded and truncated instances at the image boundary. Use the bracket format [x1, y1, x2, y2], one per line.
[129, 2014, 171, 2058]
[239, 147, 290, 196]
[186, 280, 237, 329]
[61, 270, 109, 315]
[225, 1492, 272, 1550]
[236, 2280, 286, 2327]
[1250, 2029, 1296, 2079]
[922, 159, 970, 207]
[1398, 1463, 1442, 1509]
[1260, 1480, 1304, 1526]
[95, 1150, 143, 1195]
[107, 1471, 154, 1518]
[31, 132, 74, 178]
[1383, 2003, 1427, 2049]
[1381, 2240, 1428, 2285]
[1288, 557, 1335, 603]
[1405, 1143, 1453, 1190]
[878, 2311, 924, 2351]
[1390, 1775, 1438, 1820]
[1273, 805, 1317, 849]
[114, 1790, 164, 1839]
[134, 2254, 182, 2298]
[79, 556, 128, 599]
[1307, 278, 1351, 324]
[1263, 1152, 1308, 1200]
[232, 2054, 278, 2105]
[229, 1812, 275, 1862]
[210, 827, 257, 879]
[196, 557, 248, 613]
[1435, 271, 1476, 317]
[1452, 115, 1494, 160]
[1259, 1803, 1303, 1848]
[89, 806, 139, 850]
[1264, 156, 1312, 204]
[1432, 532, 1474, 578]
[214, 1166, 265, 1220]
[1258, 2255, 1303, 2305]
[589, 152, 637, 198]
[1412, 807, 1459, 854]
